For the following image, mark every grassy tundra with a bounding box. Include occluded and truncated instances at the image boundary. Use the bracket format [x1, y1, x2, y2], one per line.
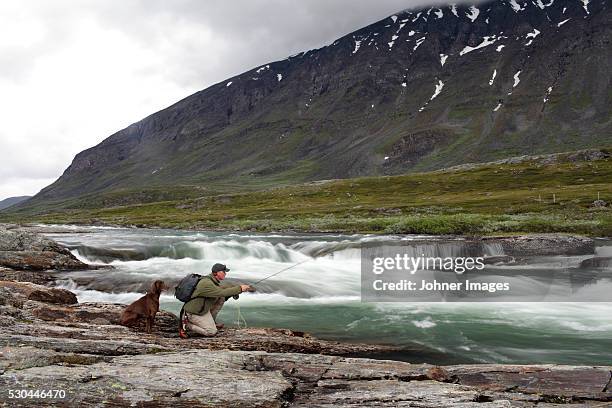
[2, 152, 610, 236]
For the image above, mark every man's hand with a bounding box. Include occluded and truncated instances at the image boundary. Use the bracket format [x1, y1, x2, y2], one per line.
[240, 284, 252, 292]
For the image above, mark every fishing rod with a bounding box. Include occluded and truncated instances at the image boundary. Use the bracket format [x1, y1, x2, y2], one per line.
[248, 259, 310, 288]
[233, 259, 310, 327]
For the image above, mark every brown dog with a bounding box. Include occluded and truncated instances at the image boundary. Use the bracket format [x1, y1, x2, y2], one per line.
[120, 280, 168, 333]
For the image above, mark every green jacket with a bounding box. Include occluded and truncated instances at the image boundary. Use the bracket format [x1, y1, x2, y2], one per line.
[183, 274, 242, 315]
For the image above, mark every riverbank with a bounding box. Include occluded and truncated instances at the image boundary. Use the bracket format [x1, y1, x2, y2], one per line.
[2, 278, 611, 406]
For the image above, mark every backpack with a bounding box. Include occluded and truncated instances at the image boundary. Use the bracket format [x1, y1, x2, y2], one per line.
[175, 273, 202, 303]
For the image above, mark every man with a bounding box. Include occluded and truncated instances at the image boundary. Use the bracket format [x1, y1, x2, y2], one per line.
[182, 263, 252, 337]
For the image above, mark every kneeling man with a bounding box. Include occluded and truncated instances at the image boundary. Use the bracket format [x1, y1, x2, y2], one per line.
[183, 263, 251, 336]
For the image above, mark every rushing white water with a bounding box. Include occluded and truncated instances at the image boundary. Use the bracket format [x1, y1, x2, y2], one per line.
[48, 227, 612, 365]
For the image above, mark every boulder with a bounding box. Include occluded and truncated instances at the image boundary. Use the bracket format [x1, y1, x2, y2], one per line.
[591, 199, 608, 208]
[0, 281, 77, 305]
[0, 224, 89, 270]
[0, 250, 87, 271]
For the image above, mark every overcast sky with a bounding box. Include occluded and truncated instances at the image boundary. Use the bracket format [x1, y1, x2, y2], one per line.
[0, 0, 455, 201]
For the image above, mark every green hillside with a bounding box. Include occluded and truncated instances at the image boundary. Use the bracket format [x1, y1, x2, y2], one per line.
[3, 149, 610, 236]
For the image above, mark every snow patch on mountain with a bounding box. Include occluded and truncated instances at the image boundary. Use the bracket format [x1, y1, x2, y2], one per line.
[581, 0, 589, 14]
[489, 69, 497, 86]
[544, 86, 553, 102]
[413, 37, 426, 51]
[440, 54, 448, 66]
[450, 4, 459, 17]
[513, 70, 522, 88]
[389, 35, 399, 49]
[535, 0, 555, 9]
[557, 18, 570, 26]
[509, 0, 525, 12]
[525, 28, 540, 46]
[466, 6, 480, 22]
[418, 79, 444, 112]
[431, 80, 444, 100]
[460, 35, 498, 55]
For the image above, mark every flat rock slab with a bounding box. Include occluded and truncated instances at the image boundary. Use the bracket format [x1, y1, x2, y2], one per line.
[0, 346, 108, 371]
[1, 349, 610, 407]
[1, 350, 293, 407]
[0, 281, 77, 305]
[446, 364, 612, 401]
[0, 267, 57, 285]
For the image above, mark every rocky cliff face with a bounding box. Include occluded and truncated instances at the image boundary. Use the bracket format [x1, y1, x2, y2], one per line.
[17, 0, 612, 210]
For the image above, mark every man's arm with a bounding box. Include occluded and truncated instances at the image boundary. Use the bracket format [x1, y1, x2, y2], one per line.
[192, 279, 241, 298]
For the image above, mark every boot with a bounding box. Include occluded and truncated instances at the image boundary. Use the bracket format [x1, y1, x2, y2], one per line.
[179, 312, 189, 339]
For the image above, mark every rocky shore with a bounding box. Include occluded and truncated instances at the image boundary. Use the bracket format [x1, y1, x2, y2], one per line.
[1, 280, 611, 407]
[0, 225, 610, 406]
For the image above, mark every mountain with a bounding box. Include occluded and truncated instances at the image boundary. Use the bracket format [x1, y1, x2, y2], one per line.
[14, 0, 612, 212]
[0, 196, 31, 211]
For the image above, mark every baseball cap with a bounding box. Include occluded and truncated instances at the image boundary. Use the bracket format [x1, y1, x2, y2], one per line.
[212, 263, 230, 273]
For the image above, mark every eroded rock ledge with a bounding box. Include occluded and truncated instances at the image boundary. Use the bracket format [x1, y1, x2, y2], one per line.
[0, 280, 395, 357]
[0, 224, 90, 271]
[1, 281, 610, 407]
[2, 348, 611, 407]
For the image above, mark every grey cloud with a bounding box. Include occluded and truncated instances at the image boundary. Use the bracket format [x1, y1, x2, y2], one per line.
[89, 0, 458, 88]
[1, 0, 485, 200]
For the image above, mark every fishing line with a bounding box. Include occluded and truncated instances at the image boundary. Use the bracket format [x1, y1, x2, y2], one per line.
[234, 259, 311, 328]
[234, 302, 248, 328]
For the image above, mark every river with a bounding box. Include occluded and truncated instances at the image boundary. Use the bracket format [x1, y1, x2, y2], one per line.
[43, 225, 612, 366]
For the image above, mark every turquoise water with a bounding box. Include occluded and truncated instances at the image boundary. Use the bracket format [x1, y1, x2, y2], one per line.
[47, 225, 612, 365]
